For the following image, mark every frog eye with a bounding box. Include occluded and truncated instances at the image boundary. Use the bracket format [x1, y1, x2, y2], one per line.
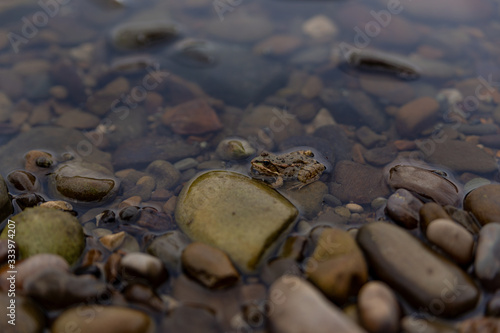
[262, 161, 271, 166]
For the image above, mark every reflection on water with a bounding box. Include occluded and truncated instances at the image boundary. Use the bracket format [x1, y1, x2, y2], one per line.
[0, 0, 500, 331]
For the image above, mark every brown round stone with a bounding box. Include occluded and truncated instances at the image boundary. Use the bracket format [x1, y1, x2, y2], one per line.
[464, 184, 500, 226]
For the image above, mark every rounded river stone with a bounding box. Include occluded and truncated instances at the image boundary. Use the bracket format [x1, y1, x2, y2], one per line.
[175, 171, 298, 271]
[464, 184, 500, 226]
[48, 161, 119, 203]
[0, 207, 85, 264]
[356, 222, 479, 317]
[52, 306, 155, 333]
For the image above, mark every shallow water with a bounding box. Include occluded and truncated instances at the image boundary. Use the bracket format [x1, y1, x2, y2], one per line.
[1, 0, 500, 331]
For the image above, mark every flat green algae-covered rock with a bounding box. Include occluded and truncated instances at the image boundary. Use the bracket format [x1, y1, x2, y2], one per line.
[1, 207, 85, 265]
[175, 171, 298, 271]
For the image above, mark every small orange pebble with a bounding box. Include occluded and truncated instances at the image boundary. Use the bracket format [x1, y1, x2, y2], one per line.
[351, 143, 366, 164]
[416, 45, 444, 59]
[495, 150, 500, 158]
[465, 136, 480, 144]
[393, 140, 417, 151]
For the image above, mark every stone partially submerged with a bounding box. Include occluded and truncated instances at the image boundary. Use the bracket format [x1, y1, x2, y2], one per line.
[175, 171, 298, 271]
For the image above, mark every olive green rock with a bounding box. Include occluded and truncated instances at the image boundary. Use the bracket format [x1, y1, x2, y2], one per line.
[357, 222, 479, 317]
[1, 207, 85, 265]
[175, 171, 298, 271]
[0, 175, 13, 222]
[52, 306, 155, 333]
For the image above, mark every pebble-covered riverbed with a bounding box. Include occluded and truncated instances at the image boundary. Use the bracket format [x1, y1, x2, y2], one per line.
[0, 0, 500, 332]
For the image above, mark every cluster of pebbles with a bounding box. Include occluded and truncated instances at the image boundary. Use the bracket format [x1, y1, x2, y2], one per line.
[1, 0, 500, 332]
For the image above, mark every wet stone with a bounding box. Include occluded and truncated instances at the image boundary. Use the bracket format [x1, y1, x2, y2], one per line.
[474, 223, 500, 290]
[48, 161, 119, 204]
[363, 145, 397, 166]
[146, 160, 181, 191]
[487, 290, 500, 316]
[0, 127, 112, 173]
[330, 161, 390, 204]
[7, 170, 39, 192]
[342, 90, 388, 132]
[175, 171, 298, 271]
[386, 188, 423, 229]
[0, 294, 45, 333]
[443, 206, 480, 235]
[283, 181, 328, 219]
[421, 140, 498, 174]
[110, 20, 180, 50]
[419, 202, 451, 232]
[147, 231, 190, 271]
[396, 97, 440, 138]
[113, 136, 201, 169]
[1, 207, 84, 264]
[56, 109, 100, 129]
[120, 252, 168, 287]
[387, 165, 460, 207]
[24, 269, 107, 309]
[165, 44, 286, 107]
[457, 317, 500, 333]
[464, 184, 500, 226]
[269, 276, 367, 333]
[216, 138, 256, 161]
[160, 305, 221, 333]
[426, 219, 474, 265]
[181, 242, 239, 289]
[306, 228, 368, 304]
[52, 306, 156, 333]
[357, 222, 479, 317]
[358, 281, 400, 333]
[0, 175, 13, 221]
[162, 99, 223, 135]
[356, 126, 386, 148]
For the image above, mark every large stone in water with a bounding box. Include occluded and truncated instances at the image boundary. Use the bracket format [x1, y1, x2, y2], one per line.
[48, 161, 119, 204]
[357, 222, 479, 317]
[0, 207, 85, 265]
[175, 171, 298, 271]
[464, 184, 500, 226]
[420, 140, 497, 174]
[164, 44, 286, 107]
[0, 126, 112, 173]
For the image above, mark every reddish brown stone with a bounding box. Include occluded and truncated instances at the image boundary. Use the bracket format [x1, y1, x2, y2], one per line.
[162, 99, 223, 135]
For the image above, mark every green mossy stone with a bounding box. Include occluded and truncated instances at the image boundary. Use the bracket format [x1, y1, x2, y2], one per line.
[175, 171, 298, 271]
[1, 207, 85, 265]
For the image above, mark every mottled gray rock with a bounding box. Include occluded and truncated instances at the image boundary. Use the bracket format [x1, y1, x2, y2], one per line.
[357, 222, 479, 317]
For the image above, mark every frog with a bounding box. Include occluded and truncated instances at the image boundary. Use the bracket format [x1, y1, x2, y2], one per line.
[250, 150, 326, 189]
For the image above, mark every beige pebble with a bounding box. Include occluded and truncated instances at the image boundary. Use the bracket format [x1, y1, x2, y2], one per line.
[346, 203, 364, 213]
[426, 218, 474, 265]
[40, 201, 73, 212]
[334, 206, 351, 218]
[303, 15, 338, 40]
[100, 231, 126, 251]
[163, 196, 177, 213]
[358, 281, 400, 333]
[119, 196, 142, 208]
